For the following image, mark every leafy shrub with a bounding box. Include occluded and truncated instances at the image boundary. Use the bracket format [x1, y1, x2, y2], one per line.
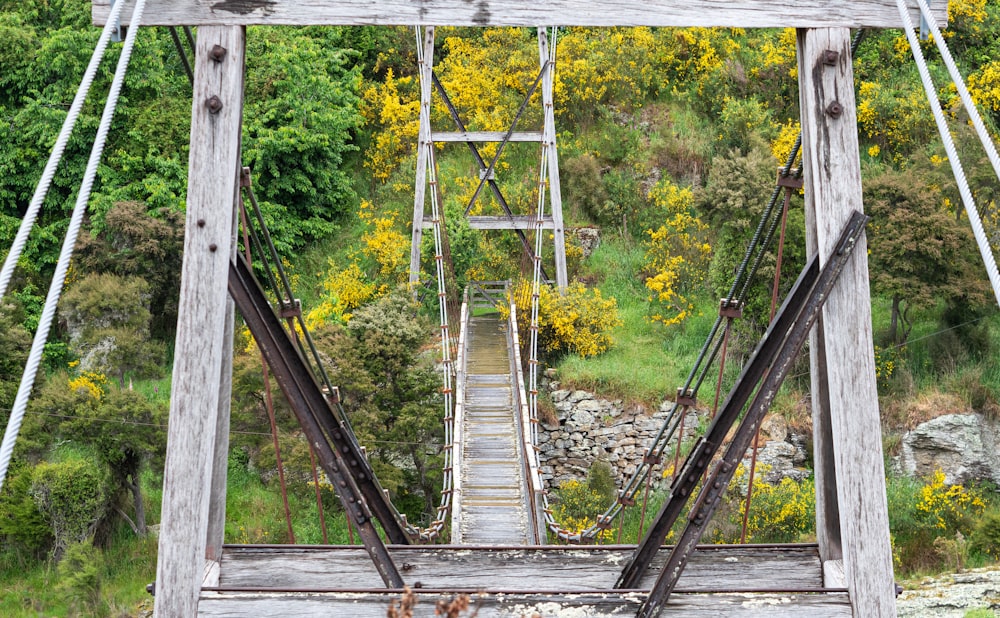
[887, 471, 987, 575]
[0, 462, 52, 558]
[507, 282, 621, 359]
[550, 478, 612, 541]
[31, 452, 111, 560]
[709, 464, 815, 544]
[57, 540, 103, 615]
[562, 154, 610, 224]
[642, 179, 711, 326]
[970, 510, 1000, 559]
[587, 460, 617, 505]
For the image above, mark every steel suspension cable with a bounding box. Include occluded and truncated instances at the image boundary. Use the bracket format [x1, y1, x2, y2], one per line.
[0, 0, 130, 299]
[0, 0, 148, 493]
[237, 199, 296, 544]
[897, 0, 1000, 306]
[912, 0, 1000, 187]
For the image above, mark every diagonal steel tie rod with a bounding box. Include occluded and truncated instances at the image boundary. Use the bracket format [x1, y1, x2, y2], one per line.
[616, 212, 869, 617]
[431, 72, 551, 282]
[229, 253, 406, 587]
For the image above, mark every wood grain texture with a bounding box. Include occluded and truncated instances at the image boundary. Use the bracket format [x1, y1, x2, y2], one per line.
[206, 184, 241, 564]
[92, 0, 946, 28]
[216, 544, 828, 591]
[198, 590, 851, 617]
[450, 298, 469, 542]
[461, 215, 555, 230]
[154, 25, 246, 618]
[203, 545, 848, 615]
[797, 27, 896, 617]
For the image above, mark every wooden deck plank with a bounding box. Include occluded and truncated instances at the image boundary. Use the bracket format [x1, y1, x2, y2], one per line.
[199, 590, 851, 617]
[216, 545, 826, 591]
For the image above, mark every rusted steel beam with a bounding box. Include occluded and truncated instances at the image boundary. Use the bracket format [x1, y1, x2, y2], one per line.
[624, 212, 869, 617]
[229, 254, 406, 586]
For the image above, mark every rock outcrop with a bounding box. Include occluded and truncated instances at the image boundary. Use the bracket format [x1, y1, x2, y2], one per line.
[898, 413, 1000, 486]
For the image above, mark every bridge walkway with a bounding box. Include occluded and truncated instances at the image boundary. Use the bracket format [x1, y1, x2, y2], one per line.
[455, 313, 533, 544]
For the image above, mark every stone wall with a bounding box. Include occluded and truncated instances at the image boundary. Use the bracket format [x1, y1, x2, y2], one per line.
[538, 387, 810, 491]
[539, 388, 698, 490]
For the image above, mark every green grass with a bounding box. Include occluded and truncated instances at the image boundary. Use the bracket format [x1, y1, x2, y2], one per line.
[554, 236, 717, 403]
[0, 455, 358, 617]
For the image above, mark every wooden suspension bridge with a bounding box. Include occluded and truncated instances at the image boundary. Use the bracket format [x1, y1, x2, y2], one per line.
[8, 0, 976, 615]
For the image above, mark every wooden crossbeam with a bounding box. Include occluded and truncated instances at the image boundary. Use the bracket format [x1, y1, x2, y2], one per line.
[422, 215, 555, 230]
[433, 131, 543, 143]
[93, 0, 945, 29]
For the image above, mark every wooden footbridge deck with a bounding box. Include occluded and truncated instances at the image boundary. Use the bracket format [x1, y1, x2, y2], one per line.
[199, 544, 850, 616]
[197, 284, 855, 615]
[454, 314, 534, 545]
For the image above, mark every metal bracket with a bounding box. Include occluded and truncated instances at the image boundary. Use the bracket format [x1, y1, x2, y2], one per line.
[109, 0, 126, 42]
[718, 298, 743, 319]
[920, 0, 932, 40]
[675, 387, 697, 408]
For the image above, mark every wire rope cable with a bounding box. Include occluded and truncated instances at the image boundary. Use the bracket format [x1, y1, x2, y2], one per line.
[911, 0, 1000, 184]
[896, 0, 1000, 306]
[0, 0, 148, 493]
[0, 0, 130, 299]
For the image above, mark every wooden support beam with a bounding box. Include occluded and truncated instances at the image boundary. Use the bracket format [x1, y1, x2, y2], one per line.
[422, 215, 554, 230]
[432, 131, 543, 142]
[154, 25, 246, 618]
[797, 28, 895, 616]
[409, 27, 436, 287]
[93, 0, 945, 28]
[539, 28, 568, 291]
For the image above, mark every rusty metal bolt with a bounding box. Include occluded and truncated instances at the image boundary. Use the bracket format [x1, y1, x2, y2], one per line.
[206, 95, 223, 114]
[822, 49, 839, 66]
[209, 44, 227, 63]
[197, 219, 205, 228]
[826, 101, 844, 118]
[209, 243, 218, 252]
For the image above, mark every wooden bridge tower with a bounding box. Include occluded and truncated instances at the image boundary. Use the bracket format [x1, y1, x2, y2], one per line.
[92, 2, 948, 616]
[408, 26, 569, 290]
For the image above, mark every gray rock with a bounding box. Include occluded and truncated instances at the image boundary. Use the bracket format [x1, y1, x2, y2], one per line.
[575, 399, 605, 413]
[899, 413, 1000, 485]
[576, 227, 601, 258]
[551, 389, 571, 403]
[897, 566, 1000, 617]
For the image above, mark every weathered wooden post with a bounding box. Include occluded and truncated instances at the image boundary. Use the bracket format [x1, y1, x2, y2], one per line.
[153, 25, 246, 617]
[798, 27, 896, 616]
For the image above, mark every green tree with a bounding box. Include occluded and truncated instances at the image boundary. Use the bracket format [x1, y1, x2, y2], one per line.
[76, 201, 185, 339]
[317, 288, 444, 520]
[696, 147, 807, 349]
[59, 272, 165, 385]
[0, 299, 32, 413]
[58, 387, 166, 535]
[242, 27, 364, 250]
[865, 167, 988, 345]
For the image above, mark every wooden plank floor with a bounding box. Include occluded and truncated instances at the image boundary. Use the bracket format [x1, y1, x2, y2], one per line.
[458, 316, 531, 545]
[200, 544, 851, 616]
